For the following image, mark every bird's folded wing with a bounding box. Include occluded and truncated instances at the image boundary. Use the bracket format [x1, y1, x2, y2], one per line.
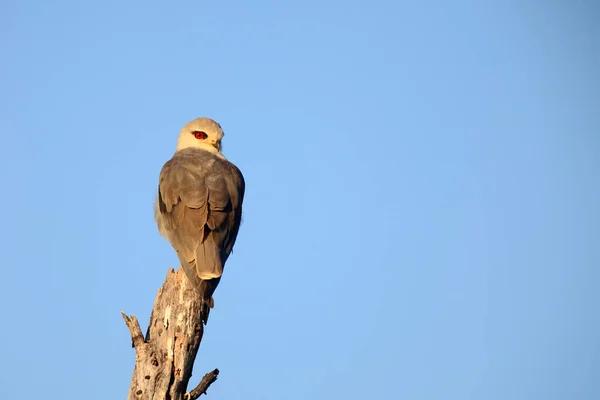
[156, 149, 245, 283]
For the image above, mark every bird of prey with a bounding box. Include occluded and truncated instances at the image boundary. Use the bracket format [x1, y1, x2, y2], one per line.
[155, 117, 245, 322]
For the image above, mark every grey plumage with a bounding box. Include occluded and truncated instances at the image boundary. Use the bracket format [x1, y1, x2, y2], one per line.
[155, 118, 245, 321]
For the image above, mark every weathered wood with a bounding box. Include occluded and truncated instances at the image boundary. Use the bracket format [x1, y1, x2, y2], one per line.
[122, 267, 217, 399]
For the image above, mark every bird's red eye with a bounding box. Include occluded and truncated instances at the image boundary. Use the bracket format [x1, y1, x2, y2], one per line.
[193, 131, 207, 140]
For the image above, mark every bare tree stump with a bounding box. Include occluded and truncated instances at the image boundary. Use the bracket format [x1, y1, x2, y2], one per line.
[122, 268, 219, 400]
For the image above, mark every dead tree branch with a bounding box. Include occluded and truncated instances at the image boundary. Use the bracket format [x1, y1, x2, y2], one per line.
[185, 369, 220, 399]
[122, 268, 218, 399]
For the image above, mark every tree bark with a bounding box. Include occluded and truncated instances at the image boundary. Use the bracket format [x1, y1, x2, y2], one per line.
[122, 267, 218, 400]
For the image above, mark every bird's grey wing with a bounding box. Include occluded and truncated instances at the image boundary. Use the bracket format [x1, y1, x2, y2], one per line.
[215, 163, 245, 259]
[156, 154, 210, 291]
[200, 158, 245, 275]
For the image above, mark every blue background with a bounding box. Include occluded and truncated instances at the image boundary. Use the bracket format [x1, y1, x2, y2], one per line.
[2, 1, 598, 399]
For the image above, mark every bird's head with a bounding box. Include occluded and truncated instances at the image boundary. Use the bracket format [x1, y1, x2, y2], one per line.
[176, 117, 225, 155]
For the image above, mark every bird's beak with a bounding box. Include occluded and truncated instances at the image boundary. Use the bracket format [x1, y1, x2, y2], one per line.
[211, 141, 221, 151]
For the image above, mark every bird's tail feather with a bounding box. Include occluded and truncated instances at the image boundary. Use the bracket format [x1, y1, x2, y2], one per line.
[195, 236, 223, 280]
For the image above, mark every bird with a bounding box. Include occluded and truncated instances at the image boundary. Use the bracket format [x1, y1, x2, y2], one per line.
[155, 117, 245, 323]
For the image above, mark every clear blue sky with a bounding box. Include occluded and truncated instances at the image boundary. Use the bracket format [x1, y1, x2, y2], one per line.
[1, 1, 598, 399]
